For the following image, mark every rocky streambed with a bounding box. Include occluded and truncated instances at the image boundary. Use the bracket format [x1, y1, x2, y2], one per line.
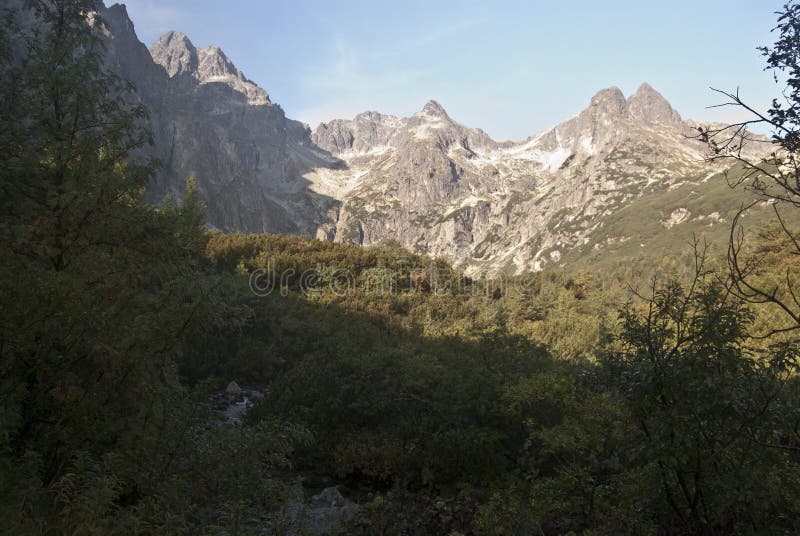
[209, 381, 362, 534]
[209, 381, 264, 425]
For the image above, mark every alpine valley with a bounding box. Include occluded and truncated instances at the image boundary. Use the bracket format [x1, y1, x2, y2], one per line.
[99, 3, 771, 276]
[7, 1, 800, 533]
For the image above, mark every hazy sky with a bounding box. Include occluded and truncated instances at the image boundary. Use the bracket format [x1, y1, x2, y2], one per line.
[121, 0, 784, 141]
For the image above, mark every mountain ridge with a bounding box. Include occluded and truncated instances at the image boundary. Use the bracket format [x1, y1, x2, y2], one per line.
[309, 83, 749, 274]
[96, 3, 771, 276]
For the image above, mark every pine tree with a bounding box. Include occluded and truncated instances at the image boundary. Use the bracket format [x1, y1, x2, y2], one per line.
[0, 2, 209, 530]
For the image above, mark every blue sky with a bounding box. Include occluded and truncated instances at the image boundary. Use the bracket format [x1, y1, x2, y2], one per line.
[121, 0, 784, 141]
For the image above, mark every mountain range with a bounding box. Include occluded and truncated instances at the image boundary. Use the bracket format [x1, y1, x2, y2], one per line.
[96, 3, 771, 276]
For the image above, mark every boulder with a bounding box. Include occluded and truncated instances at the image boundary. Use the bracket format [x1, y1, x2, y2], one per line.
[225, 381, 242, 401]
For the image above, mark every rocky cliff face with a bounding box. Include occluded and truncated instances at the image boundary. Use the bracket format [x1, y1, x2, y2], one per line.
[62, 3, 771, 275]
[97, 4, 340, 236]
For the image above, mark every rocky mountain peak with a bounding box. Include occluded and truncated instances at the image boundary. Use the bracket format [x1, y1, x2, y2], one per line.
[353, 110, 391, 124]
[419, 100, 450, 119]
[149, 30, 198, 78]
[197, 45, 238, 79]
[626, 82, 682, 124]
[148, 30, 270, 105]
[196, 44, 270, 104]
[588, 86, 627, 115]
[104, 4, 135, 35]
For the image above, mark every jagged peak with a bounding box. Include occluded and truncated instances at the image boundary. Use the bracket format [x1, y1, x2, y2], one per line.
[107, 2, 129, 16]
[633, 82, 658, 96]
[149, 30, 198, 77]
[200, 44, 226, 59]
[197, 45, 239, 79]
[151, 30, 196, 53]
[419, 99, 450, 119]
[150, 30, 269, 104]
[588, 86, 627, 114]
[104, 3, 135, 32]
[626, 82, 681, 124]
[156, 30, 190, 43]
[354, 110, 389, 121]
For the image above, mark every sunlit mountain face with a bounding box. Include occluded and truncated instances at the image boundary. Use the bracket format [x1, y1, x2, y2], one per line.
[100, 4, 771, 276]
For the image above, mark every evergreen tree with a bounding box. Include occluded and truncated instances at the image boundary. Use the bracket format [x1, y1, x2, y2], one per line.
[0, 1, 210, 530]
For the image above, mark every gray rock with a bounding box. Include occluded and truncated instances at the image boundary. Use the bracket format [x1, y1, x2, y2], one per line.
[303, 487, 360, 534]
[148, 30, 197, 78]
[311, 486, 350, 508]
[266, 484, 360, 535]
[625, 82, 683, 125]
[225, 381, 242, 400]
